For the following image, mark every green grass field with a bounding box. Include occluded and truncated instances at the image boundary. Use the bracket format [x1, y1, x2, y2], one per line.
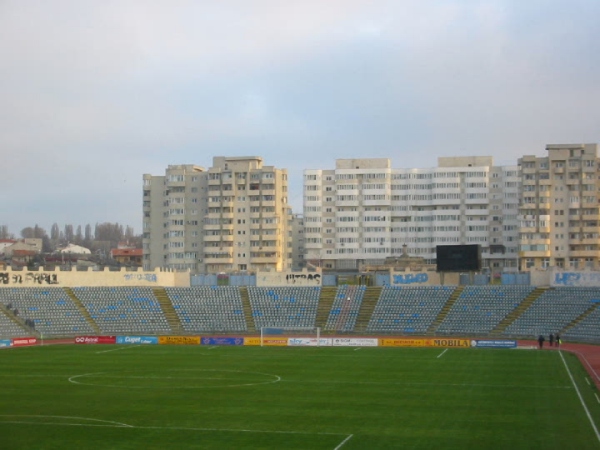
[1, 345, 599, 449]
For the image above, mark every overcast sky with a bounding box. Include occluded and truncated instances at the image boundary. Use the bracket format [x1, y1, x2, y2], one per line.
[1, 0, 599, 236]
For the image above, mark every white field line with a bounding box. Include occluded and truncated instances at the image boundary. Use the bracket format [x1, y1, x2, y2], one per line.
[0, 415, 349, 438]
[437, 349, 448, 358]
[586, 378, 591, 386]
[333, 434, 354, 450]
[596, 394, 600, 405]
[280, 379, 571, 389]
[354, 348, 362, 351]
[559, 350, 600, 444]
[96, 346, 142, 354]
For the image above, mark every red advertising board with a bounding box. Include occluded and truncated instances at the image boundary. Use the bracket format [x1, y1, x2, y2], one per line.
[74, 336, 116, 345]
[11, 337, 37, 347]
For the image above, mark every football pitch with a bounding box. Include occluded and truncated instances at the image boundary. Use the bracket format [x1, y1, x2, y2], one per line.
[1, 345, 599, 449]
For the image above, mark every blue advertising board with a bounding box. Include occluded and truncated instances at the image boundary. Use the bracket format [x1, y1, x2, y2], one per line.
[116, 336, 158, 345]
[201, 337, 244, 346]
[472, 340, 517, 349]
[0, 339, 12, 348]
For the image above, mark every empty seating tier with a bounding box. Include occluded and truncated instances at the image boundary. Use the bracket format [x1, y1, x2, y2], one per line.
[247, 286, 321, 329]
[165, 286, 246, 333]
[367, 286, 455, 334]
[0, 287, 95, 336]
[73, 287, 171, 335]
[437, 286, 534, 336]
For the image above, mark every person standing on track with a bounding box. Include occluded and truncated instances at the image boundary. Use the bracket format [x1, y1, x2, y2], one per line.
[538, 334, 545, 349]
[555, 333, 561, 348]
[549, 333, 554, 347]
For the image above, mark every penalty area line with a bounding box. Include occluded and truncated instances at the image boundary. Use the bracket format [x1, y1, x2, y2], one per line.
[0, 418, 350, 438]
[437, 349, 448, 358]
[96, 346, 142, 354]
[333, 434, 354, 450]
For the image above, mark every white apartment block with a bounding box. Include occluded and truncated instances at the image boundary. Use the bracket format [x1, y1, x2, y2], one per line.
[143, 157, 292, 273]
[303, 157, 520, 276]
[518, 143, 600, 271]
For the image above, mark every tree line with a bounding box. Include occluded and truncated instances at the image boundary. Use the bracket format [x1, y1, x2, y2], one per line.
[0, 223, 141, 254]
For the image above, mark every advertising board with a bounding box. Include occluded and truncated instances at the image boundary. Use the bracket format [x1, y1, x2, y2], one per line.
[74, 336, 116, 345]
[0, 339, 12, 348]
[381, 338, 471, 348]
[158, 336, 200, 345]
[471, 340, 517, 348]
[201, 337, 244, 346]
[244, 337, 262, 346]
[261, 338, 288, 346]
[11, 337, 37, 347]
[116, 336, 158, 345]
[288, 338, 332, 347]
[332, 338, 378, 347]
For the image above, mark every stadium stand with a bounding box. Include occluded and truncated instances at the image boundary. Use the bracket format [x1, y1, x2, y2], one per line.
[247, 286, 321, 329]
[503, 287, 599, 338]
[564, 305, 600, 343]
[0, 309, 28, 337]
[0, 287, 95, 336]
[73, 287, 171, 335]
[436, 286, 535, 336]
[367, 285, 455, 334]
[165, 286, 247, 332]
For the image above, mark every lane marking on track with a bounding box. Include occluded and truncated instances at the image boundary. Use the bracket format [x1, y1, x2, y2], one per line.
[566, 348, 600, 383]
[437, 349, 448, 359]
[559, 350, 600, 444]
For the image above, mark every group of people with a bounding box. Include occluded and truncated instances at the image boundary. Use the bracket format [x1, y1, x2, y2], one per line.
[537, 333, 561, 349]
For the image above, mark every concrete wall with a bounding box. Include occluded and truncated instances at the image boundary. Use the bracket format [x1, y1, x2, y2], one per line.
[550, 268, 600, 287]
[0, 267, 190, 288]
[255, 270, 322, 287]
[389, 269, 459, 286]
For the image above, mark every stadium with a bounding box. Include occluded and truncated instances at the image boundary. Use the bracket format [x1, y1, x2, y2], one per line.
[1, 266, 600, 449]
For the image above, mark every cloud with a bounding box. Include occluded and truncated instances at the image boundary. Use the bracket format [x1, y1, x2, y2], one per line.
[0, 0, 598, 234]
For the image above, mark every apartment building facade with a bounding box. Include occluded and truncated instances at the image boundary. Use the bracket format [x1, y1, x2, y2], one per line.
[143, 157, 292, 273]
[303, 157, 520, 277]
[518, 143, 600, 271]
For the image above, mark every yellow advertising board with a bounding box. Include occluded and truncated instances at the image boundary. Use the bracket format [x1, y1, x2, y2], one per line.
[381, 338, 471, 348]
[262, 338, 288, 346]
[158, 336, 201, 345]
[244, 337, 262, 346]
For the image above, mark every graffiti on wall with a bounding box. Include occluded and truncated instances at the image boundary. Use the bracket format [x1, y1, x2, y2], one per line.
[0, 272, 59, 285]
[123, 273, 158, 283]
[553, 271, 600, 287]
[393, 273, 428, 285]
[285, 273, 321, 284]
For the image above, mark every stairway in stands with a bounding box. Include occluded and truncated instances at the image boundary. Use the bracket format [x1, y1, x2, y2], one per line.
[63, 287, 100, 334]
[239, 287, 255, 333]
[315, 286, 337, 331]
[353, 286, 382, 333]
[426, 285, 465, 335]
[560, 302, 600, 334]
[152, 287, 183, 334]
[0, 304, 34, 335]
[489, 286, 547, 336]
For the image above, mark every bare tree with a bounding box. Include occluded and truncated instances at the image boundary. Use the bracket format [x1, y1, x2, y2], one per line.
[0, 225, 14, 239]
[64, 224, 74, 243]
